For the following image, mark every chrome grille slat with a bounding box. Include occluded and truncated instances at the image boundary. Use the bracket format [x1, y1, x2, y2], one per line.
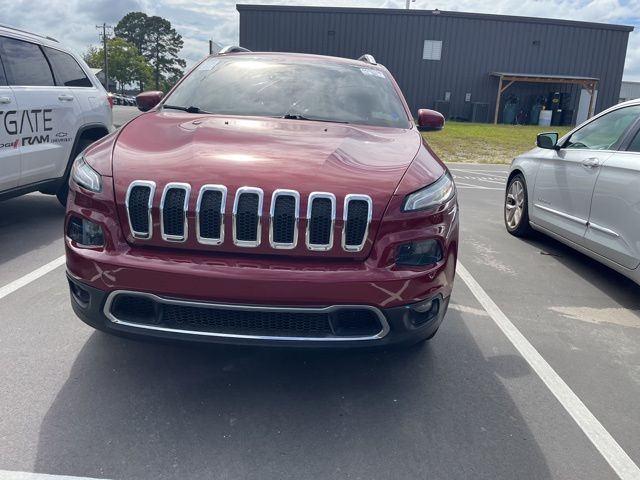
[342, 194, 373, 252]
[160, 183, 191, 242]
[306, 192, 336, 251]
[270, 189, 300, 249]
[125, 181, 156, 239]
[233, 187, 264, 247]
[126, 182, 371, 252]
[196, 185, 227, 245]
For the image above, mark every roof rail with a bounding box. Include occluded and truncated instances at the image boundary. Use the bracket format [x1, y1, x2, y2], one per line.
[358, 54, 377, 65]
[0, 23, 58, 42]
[218, 45, 252, 54]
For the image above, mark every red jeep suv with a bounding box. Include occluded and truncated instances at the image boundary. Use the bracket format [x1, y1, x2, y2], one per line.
[64, 48, 458, 347]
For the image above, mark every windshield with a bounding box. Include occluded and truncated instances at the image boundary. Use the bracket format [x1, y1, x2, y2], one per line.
[164, 56, 411, 128]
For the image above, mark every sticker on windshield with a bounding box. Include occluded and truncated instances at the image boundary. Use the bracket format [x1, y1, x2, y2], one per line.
[360, 68, 385, 78]
[197, 58, 220, 71]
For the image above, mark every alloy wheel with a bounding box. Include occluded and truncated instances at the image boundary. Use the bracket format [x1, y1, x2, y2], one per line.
[505, 179, 525, 229]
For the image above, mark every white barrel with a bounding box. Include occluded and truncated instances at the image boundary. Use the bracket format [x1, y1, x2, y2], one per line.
[538, 110, 552, 126]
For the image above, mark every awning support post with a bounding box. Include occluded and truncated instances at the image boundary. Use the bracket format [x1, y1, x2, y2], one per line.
[494, 77, 515, 124]
[494, 76, 503, 124]
[586, 81, 597, 119]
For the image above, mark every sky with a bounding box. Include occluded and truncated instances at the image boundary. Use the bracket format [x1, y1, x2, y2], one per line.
[2, 0, 639, 81]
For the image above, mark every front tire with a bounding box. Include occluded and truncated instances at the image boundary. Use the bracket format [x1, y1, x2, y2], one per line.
[56, 138, 93, 206]
[504, 173, 533, 237]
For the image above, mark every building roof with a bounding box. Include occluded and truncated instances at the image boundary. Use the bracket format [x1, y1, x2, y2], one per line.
[491, 72, 600, 81]
[236, 4, 634, 33]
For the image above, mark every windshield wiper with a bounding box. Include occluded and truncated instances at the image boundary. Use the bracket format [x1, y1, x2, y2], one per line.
[163, 104, 210, 114]
[282, 114, 348, 124]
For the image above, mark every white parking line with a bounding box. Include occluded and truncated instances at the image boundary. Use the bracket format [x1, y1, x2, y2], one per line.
[456, 262, 640, 480]
[0, 255, 65, 301]
[455, 181, 504, 191]
[0, 470, 106, 480]
[449, 167, 508, 176]
[454, 176, 506, 185]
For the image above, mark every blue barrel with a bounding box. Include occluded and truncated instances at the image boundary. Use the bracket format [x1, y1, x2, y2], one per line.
[530, 104, 543, 125]
[503, 103, 518, 124]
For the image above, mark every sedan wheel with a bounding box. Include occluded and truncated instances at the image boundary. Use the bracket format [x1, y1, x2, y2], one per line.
[504, 173, 532, 237]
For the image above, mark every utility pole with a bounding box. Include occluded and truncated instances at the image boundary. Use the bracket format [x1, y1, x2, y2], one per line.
[406, 0, 415, 8]
[96, 23, 113, 91]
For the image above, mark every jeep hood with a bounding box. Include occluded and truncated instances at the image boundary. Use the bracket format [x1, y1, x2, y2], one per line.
[111, 111, 436, 200]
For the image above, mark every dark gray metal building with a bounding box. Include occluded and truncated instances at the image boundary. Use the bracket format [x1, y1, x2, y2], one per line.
[237, 4, 633, 125]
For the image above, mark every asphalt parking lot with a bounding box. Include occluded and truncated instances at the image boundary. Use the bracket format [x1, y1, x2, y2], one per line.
[112, 105, 142, 128]
[1, 163, 639, 479]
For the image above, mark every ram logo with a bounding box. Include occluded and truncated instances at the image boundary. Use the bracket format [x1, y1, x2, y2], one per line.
[21, 135, 49, 145]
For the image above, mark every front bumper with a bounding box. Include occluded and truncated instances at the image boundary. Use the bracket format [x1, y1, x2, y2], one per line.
[64, 176, 458, 347]
[67, 272, 450, 348]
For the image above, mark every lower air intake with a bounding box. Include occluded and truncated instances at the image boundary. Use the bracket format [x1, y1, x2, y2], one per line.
[107, 293, 386, 340]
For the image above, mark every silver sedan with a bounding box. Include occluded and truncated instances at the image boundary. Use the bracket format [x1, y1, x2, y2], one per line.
[504, 99, 640, 283]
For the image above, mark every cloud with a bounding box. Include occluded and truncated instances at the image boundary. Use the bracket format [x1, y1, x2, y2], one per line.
[1, 0, 638, 80]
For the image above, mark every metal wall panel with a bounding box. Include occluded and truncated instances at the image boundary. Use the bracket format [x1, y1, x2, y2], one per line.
[238, 5, 632, 123]
[620, 81, 640, 101]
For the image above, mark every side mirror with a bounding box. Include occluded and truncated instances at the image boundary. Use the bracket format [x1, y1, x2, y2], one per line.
[417, 109, 445, 132]
[537, 132, 559, 150]
[136, 91, 164, 112]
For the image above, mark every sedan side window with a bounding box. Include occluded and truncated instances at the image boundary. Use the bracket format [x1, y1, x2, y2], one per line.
[564, 105, 640, 151]
[627, 130, 640, 153]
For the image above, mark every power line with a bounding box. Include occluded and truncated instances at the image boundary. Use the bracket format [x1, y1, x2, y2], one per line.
[95, 23, 113, 91]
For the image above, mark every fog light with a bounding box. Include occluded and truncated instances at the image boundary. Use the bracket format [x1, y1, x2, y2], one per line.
[411, 298, 440, 326]
[68, 280, 90, 307]
[412, 299, 433, 313]
[396, 240, 442, 266]
[67, 216, 104, 247]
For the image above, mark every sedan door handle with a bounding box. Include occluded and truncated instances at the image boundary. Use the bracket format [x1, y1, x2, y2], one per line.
[58, 94, 74, 101]
[582, 157, 600, 169]
[0, 96, 11, 104]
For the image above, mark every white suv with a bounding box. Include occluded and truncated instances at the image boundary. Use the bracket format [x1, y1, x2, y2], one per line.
[0, 25, 113, 205]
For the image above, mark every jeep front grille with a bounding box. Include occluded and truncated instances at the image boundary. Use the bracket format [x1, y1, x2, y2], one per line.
[343, 195, 373, 252]
[160, 183, 190, 242]
[233, 187, 263, 247]
[126, 181, 155, 239]
[125, 182, 372, 252]
[196, 185, 226, 245]
[306, 193, 336, 251]
[270, 189, 299, 248]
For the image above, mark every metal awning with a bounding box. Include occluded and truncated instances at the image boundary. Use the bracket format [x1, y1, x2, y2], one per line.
[490, 72, 599, 124]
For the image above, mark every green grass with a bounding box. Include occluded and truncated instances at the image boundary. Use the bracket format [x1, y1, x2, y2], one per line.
[422, 121, 572, 164]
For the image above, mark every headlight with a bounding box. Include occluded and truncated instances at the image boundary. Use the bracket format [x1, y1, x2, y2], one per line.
[71, 155, 102, 192]
[402, 171, 455, 212]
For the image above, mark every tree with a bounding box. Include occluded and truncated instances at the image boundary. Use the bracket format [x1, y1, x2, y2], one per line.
[115, 12, 186, 91]
[84, 38, 152, 93]
[83, 45, 101, 68]
[113, 12, 149, 55]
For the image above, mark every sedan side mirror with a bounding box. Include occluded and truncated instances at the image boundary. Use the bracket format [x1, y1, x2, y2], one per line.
[136, 91, 164, 112]
[537, 132, 559, 150]
[417, 109, 445, 132]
